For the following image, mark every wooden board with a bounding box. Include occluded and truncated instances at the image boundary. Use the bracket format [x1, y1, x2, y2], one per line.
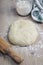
[0, 0, 43, 65]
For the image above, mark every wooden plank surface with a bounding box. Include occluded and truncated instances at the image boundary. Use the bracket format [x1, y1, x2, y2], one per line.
[0, 0, 43, 65]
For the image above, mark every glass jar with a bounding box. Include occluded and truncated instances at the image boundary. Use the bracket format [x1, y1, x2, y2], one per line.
[15, 0, 33, 16]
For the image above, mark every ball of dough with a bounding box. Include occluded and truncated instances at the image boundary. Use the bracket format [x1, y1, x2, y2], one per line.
[8, 19, 39, 46]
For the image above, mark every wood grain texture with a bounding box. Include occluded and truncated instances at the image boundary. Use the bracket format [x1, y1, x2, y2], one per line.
[0, 0, 43, 65]
[0, 37, 23, 63]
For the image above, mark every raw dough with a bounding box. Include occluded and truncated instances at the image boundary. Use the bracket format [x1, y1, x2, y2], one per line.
[8, 19, 39, 46]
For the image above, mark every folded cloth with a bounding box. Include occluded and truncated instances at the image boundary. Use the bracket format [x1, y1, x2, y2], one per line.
[31, 0, 43, 22]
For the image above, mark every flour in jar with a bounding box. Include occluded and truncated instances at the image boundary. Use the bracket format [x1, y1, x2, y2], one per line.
[16, 0, 32, 16]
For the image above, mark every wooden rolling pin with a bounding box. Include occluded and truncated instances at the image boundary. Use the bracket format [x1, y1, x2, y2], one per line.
[0, 37, 23, 63]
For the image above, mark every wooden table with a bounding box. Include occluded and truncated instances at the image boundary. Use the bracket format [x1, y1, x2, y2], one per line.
[0, 0, 43, 65]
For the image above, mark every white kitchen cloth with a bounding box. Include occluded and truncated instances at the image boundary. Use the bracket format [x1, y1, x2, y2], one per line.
[31, 0, 43, 22]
